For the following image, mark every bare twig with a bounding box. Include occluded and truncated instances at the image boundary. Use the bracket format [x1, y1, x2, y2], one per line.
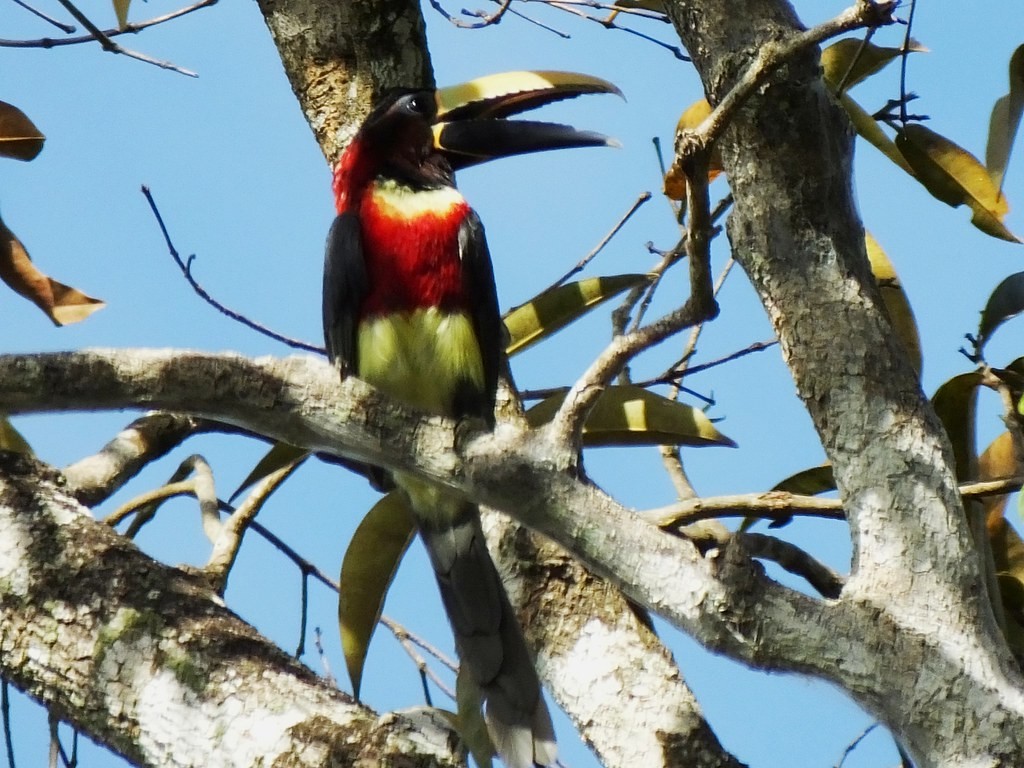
[381, 617, 457, 700]
[205, 459, 304, 594]
[45, 0, 198, 76]
[10, 0, 75, 33]
[313, 628, 337, 688]
[546, 192, 652, 291]
[835, 722, 879, 767]
[104, 479, 197, 529]
[672, 0, 897, 169]
[428, 0, 512, 28]
[1, 0, 217, 49]
[638, 338, 778, 387]
[142, 186, 324, 355]
[1, 679, 15, 768]
[897, 0, 918, 125]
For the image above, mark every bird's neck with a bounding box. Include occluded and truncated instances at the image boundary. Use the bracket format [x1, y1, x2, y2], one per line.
[358, 177, 471, 317]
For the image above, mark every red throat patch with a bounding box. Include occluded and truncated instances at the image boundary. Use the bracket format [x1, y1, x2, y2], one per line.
[357, 183, 471, 317]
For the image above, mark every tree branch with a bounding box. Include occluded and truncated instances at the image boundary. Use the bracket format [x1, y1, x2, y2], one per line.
[0, 452, 462, 767]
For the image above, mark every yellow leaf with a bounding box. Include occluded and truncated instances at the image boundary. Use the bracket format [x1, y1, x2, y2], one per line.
[230, 442, 309, 502]
[0, 414, 32, 455]
[113, 0, 131, 29]
[986, 44, 1024, 193]
[864, 232, 922, 375]
[837, 93, 915, 175]
[0, 214, 105, 325]
[504, 274, 650, 356]
[931, 372, 983, 481]
[664, 99, 723, 202]
[526, 385, 736, 448]
[979, 432, 1024, 524]
[896, 124, 1020, 243]
[897, 126, 1015, 241]
[821, 38, 927, 92]
[0, 101, 45, 161]
[338, 492, 416, 698]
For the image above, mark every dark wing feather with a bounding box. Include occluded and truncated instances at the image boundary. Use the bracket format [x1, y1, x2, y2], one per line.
[323, 212, 366, 373]
[457, 210, 505, 424]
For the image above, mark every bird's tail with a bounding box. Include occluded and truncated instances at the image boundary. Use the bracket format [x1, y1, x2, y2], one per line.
[408, 480, 556, 768]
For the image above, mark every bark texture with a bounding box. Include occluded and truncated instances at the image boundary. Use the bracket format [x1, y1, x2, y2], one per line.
[664, 0, 1024, 764]
[0, 452, 461, 768]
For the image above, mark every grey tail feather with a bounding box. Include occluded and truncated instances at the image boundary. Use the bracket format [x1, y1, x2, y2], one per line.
[417, 501, 557, 768]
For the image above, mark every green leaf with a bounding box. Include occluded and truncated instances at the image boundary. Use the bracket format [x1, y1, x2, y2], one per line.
[865, 232, 922, 375]
[0, 414, 32, 454]
[931, 372, 983, 481]
[896, 124, 1021, 243]
[339, 492, 416, 698]
[503, 274, 650, 356]
[526, 385, 737, 448]
[986, 44, 1024, 193]
[977, 272, 1024, 351]
[821, 38, 927, 92]
[230, 442, 309, 502]
[455, 667, 494, 768]
[0, 101, 44, 161]
[837, 93, 915, 175]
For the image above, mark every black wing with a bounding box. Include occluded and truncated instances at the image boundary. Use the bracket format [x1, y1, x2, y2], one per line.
[323, 212, 366, 374]
[457, 209, 506, 425]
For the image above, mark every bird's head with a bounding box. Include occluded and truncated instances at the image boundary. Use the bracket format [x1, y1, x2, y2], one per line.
[334, 71, 621, 208]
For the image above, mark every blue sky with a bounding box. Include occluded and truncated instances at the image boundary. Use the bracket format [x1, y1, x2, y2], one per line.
[2, 0, 1022, 766]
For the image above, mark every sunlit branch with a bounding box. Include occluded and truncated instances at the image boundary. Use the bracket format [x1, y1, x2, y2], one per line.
[642, 476, 1024, 529]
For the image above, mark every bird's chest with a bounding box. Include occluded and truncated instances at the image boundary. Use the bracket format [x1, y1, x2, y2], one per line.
[359, 180, 470, 316]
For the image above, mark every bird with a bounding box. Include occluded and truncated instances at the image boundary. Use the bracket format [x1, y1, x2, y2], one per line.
[323, 71, 618, 767]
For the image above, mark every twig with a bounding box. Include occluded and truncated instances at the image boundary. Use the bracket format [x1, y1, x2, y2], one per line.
[47, 0, 198, 76]
[738, 532, 845, 598]
[642, 476, 1024, 529]
[141, 186, 324, 355]
[429, 0, 511, 28]
[639, 338, 778, 387]
[104, 479, 197, 528]
[10, 0, 75, 33]
[205, 459, 304, 595]
[546, 192, 651, 291]
[381, 617, 457, 700]
[1, 679, 15, 768]
[672, 0, 897, 169]
[1, 0, 217, 49]
[296, 573, 309, 658]
[313, 628, 337, 688]
[835, 722, 879, 767]
[897, 0, 917, 125]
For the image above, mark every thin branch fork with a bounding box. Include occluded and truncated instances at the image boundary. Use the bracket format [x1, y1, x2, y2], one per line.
[669, 0, 897, 183]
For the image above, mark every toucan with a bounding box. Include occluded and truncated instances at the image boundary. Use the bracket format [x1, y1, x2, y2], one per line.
[323, 71, 618, 768]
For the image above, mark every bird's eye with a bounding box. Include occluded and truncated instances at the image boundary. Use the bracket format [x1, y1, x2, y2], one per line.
[405, 94, 427, 114]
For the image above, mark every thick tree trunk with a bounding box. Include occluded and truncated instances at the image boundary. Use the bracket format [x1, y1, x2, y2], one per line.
[664, 0, 1024, 764]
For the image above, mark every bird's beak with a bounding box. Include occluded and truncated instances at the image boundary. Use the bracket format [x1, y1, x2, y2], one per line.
[432, 71, 622, 169]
